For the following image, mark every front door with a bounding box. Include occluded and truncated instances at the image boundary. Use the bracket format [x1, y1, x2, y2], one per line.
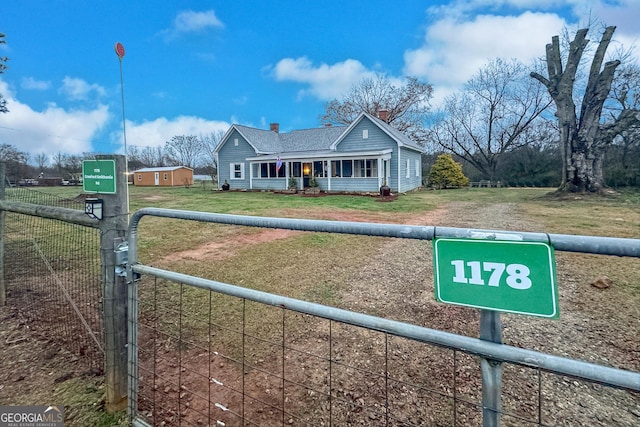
[302, 162, 312, 188]
[154, 172, 160, 186]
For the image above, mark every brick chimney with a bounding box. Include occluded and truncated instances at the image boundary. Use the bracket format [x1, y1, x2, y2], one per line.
[378, 109, 389, 122]
[270, 123, 280, 133]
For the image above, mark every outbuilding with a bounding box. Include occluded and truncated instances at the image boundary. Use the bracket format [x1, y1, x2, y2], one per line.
[132, 166, 193, 187]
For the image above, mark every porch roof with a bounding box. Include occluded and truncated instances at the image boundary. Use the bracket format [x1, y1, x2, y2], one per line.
[246, 148, 393, 162]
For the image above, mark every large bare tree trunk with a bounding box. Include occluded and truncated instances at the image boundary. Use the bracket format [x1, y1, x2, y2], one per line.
[531, 26, 639, 193]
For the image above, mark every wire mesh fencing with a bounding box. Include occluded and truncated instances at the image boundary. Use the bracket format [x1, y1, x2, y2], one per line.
[132, 275, 639, 427]
[126, 208, 640, 427]
[2, 187, 104, 371]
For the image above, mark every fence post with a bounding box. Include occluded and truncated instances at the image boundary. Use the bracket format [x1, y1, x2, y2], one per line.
[0, 162, 5, 307]
[97, 154, 129, 412]
[480, 310, 503, 427]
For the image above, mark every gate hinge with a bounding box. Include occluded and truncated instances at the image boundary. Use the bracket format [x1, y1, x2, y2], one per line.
[115, 242, 129, 277]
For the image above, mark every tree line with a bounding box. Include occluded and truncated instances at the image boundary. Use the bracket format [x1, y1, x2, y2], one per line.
[0, 131, 225, 185]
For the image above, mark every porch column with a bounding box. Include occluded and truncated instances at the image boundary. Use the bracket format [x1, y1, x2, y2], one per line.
[285, 162, 289, 190]
[249, 162, 253, 189]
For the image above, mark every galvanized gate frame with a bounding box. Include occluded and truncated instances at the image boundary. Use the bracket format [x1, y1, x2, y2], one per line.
[126, 208, 640, 427]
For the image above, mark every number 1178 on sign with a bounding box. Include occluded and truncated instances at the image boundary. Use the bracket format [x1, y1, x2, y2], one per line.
[433, 239, 559, 318]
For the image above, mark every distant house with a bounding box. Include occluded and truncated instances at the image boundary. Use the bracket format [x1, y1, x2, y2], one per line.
[214, 111, 423, 193]
[133, 166, 193, 187]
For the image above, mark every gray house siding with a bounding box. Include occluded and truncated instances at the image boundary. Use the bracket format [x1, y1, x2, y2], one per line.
[252, 178, 287, 190]
[217, 129, 256, 189]
[335, 120, 397, 191]
[336, 120, 396, 153]
[398, 148, 422, 193]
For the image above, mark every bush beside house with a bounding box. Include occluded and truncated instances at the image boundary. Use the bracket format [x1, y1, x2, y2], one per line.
[428, 154, 470, 188]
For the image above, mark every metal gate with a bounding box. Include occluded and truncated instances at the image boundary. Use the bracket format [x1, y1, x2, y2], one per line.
[126, 208, 640, 427]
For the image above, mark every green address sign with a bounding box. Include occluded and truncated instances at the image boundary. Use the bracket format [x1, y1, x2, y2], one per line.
[83, 160, 116, 194]
[433, 238, 558, 318]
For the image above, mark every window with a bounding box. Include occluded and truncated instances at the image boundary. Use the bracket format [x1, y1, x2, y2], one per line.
[234, 138, 239, 146]
[137, 174, 142, 181]
[415, 159, 420, 177]
[313, 161, 326, 177]
[230, 163, 244, 179]
[342, 160, 353, 177]
[353, 159, 377, 177]
[331, 160, 341, 177]
[366, 159, 378, 177]
[291, 162, 302, 178]
[362, 129, 369, 139]
[406, 159, 411, 178]
[163, 173, 168, 180]
[258, 162, 286, 178]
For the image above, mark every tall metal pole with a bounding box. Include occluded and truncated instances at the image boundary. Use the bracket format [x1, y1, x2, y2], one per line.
[114, 42, 129, 214]
[480, 310, 503, 427]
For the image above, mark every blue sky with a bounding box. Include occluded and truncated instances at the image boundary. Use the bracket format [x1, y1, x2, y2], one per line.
[1, 0, 639, 164]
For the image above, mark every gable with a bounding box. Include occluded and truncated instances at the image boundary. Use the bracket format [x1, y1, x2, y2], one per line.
[331, 112, 423, 154]
[334, 116, 397, 153]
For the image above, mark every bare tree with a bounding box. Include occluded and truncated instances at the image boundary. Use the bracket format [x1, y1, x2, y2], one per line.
[320, 74, 432, 144]
[164, 135, 203, 169]
[0, 144, 28, 182]
[34, 152, 48, 172]
[531, 26, 640, 192]
[0, 32, 8, 113]
[52, 152, 64, 176]
[136, 146, 166, 167]
[431, 58, 552, 180]
[200, 130, 225, 183]
[604, 61, 640, 185]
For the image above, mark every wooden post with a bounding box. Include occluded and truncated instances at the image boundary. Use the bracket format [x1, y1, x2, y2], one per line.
[97, 154, 129, 412]
[0, 162, 5, 306]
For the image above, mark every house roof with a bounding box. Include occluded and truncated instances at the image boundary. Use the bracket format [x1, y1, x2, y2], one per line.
[217, 112, 423, 156]
[231, 124, 347, 154]
[133, 166, 193, 173]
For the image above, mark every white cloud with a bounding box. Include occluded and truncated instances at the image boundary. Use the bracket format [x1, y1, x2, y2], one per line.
[59, 76, 106, 101]
[270, 57, 376, 101]
[403, 11, 566, 105]
[174, 10, 224, 32]
[160, 10, 224, 41]
[116, 115, 231, 152]
[21, 77, 51, 90]
[0, 80, 109, 159]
